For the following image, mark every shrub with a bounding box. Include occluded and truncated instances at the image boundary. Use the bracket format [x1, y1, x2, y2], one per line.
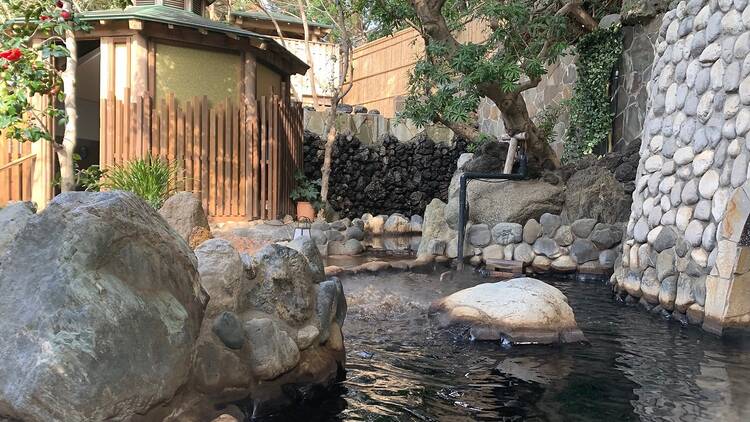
[101, 155, 179, 208]
[290, 170, 321, 204]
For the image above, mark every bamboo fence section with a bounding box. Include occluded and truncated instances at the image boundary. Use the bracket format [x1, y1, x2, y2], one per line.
[99, 91, 303, 220]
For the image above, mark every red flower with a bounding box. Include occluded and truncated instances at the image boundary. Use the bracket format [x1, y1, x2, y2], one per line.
[60, 10, 71, 20]
[56, 1, 64, 7]
[0, 48, 23, 62]
[40, 15, 51, 21]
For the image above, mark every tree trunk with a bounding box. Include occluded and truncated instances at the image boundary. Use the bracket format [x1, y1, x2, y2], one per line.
[298, 0, 321, 110]
[57, 12, 77, 192]
[408, 0, 562, 170]
[319, 109, 336, 203]
[319, 0, 353, 207]
[495, 92, 560, 171]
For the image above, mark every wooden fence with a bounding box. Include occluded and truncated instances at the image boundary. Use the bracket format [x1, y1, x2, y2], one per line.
[100, 91, 303, 220]
[342, 22, 490, 117]
[0, 141, 36, 206]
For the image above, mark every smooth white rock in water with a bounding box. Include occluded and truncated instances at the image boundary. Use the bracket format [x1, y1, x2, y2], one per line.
[429, 278, 585, 344]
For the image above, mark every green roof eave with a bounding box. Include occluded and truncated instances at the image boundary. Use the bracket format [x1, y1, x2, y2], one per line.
[81, 5, 270, 41]
[78, 5, 308, 74]
[231, 10, 333, 30]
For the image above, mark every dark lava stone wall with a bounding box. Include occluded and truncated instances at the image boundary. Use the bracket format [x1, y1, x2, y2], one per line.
[303, 131, 467, 218]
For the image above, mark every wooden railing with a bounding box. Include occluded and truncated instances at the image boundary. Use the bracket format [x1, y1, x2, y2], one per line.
[100, 92, 303, 220]
[0, 141, 36, 206]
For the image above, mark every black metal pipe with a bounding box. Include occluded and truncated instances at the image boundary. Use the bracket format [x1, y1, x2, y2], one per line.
[456, 171, 527, 270]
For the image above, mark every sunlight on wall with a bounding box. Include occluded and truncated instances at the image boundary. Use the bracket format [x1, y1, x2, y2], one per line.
[155, 43, 240, 105]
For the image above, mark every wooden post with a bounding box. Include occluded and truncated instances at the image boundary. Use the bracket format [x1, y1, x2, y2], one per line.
[243, 52, 257, 220]
[503, 137, 517, 174]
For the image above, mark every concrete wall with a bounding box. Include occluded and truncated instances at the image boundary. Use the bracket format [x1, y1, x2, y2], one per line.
[303, 109, 456, 145]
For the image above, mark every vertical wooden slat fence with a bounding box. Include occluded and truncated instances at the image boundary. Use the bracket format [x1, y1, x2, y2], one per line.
[0, 140, 36, 206]
[100, 93, 303, 220]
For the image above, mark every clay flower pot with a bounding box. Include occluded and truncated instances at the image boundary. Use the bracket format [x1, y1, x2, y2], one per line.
[296, 201, 315, 220]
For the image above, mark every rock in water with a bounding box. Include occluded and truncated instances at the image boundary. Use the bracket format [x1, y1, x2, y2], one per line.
[429, 278, 585, 344]
[0, 191, 207, 421]
[417, 198, 455, 258]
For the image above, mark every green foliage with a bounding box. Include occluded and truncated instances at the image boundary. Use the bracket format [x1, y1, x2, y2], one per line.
[563, 26, 623, 163]
[52, 154, 106, 191]
[101, 155, 179, 208]
[359, 0, 573, 130]
[0, 1, 92, 144]
[77, 164, 105, 191]
[466, 132, 491, 153]
[290, 170, 321, 204]
[534, 102, 567, 143]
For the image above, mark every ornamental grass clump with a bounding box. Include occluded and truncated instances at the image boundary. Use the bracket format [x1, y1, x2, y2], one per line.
[101, 155, 179, 209]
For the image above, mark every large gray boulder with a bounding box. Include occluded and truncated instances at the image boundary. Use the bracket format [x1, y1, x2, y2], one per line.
[0, 201, 36, 252]
[461, 141, 508, 173]
[195, 238, 246, 316]
[562, 166, 631, 224]
[244, 318, 301, 380]
[429, 278, 585, 344]
[0, 191, 207, 422]
[384, 213, 412, 233]
[190, 240, 346, 419]
[159, 191, 212, 248]
[288, 236, 326, 283]
[445, 178, 564, 228]
[246, 244, 316, 326]
[417, 198, 455, 258]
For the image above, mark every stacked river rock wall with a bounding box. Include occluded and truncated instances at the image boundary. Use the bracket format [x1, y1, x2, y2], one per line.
[444, 213, 624, 274]
[417, 145, 639, 275]
[303, 131, 467, 218]
[614, 0, 750, 332]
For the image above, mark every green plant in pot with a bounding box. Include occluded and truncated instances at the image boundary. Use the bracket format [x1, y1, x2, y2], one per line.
[290, 171, 321, 220]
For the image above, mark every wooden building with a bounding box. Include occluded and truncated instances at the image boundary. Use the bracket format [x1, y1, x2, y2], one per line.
[230, 10, 339, 106]
[1, 1, 309, 221]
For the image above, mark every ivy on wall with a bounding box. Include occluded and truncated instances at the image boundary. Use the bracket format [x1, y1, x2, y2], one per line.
[563, 26, 623, 163]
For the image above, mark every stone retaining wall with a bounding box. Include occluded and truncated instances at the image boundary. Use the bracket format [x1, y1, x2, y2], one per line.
[432, 213, 623, 275]
[303, 132, 467, 218]
[416, 144, 639, 276]
[613, 0, 750, 333]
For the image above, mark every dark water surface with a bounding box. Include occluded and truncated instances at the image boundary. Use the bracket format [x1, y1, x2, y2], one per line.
[295, 269, 750, 422]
